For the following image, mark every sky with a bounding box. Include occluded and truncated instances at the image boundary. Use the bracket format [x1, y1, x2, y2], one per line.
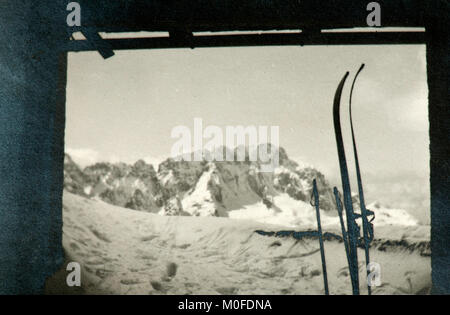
[65, 44, 429, 223]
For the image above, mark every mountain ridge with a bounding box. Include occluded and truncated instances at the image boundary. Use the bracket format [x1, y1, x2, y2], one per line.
[64, 146, 336, 217]
[64, 145, 420, 228]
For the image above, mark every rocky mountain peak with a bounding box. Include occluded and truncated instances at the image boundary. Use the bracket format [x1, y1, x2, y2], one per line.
[64, 145, 336, 217]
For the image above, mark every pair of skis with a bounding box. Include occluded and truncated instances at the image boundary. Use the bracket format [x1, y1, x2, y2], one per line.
[332, 64, 374, 295]
[309, 64, 374, 295]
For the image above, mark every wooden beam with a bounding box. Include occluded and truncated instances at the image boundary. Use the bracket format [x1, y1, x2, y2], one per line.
[66, 31, 426, 52]
[427, 4, 450, 295]
[0, 1, 66, 294]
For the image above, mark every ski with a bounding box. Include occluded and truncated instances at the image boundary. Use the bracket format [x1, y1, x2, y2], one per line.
[333, 187, 351, 271]
[348, 63, 375, 295]
[332, 71, 360, 295]
[311, 179, 329, 295]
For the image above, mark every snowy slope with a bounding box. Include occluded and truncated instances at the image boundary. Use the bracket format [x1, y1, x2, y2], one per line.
[47, 191, 431, 295]
[367, 202, 419, 226]
[229, 193, 419, 229]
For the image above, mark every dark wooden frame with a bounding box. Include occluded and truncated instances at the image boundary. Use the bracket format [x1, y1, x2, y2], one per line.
[0, 0, 447, 294]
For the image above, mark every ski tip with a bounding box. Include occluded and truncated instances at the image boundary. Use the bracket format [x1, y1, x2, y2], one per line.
[340, 71, 350, 81]
[359, 64, 365, 71]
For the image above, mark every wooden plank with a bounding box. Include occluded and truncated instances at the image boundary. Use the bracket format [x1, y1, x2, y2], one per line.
[66, 31, 426, 52]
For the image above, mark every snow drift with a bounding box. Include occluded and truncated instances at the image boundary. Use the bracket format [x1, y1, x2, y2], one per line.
[45, 192, 430, 295]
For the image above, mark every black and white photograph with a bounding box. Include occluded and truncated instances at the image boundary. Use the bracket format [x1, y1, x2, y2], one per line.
[56, 43, 430, 295]
[0, 1, 449, 298]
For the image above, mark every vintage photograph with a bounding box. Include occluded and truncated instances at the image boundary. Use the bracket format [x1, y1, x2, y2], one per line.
[56, 43, 431, 294]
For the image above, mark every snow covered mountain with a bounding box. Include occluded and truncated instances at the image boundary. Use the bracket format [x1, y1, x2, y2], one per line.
[58, 146, 427, 295]
[64, 145, 419, 228]
[65, 156, 163, 211]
